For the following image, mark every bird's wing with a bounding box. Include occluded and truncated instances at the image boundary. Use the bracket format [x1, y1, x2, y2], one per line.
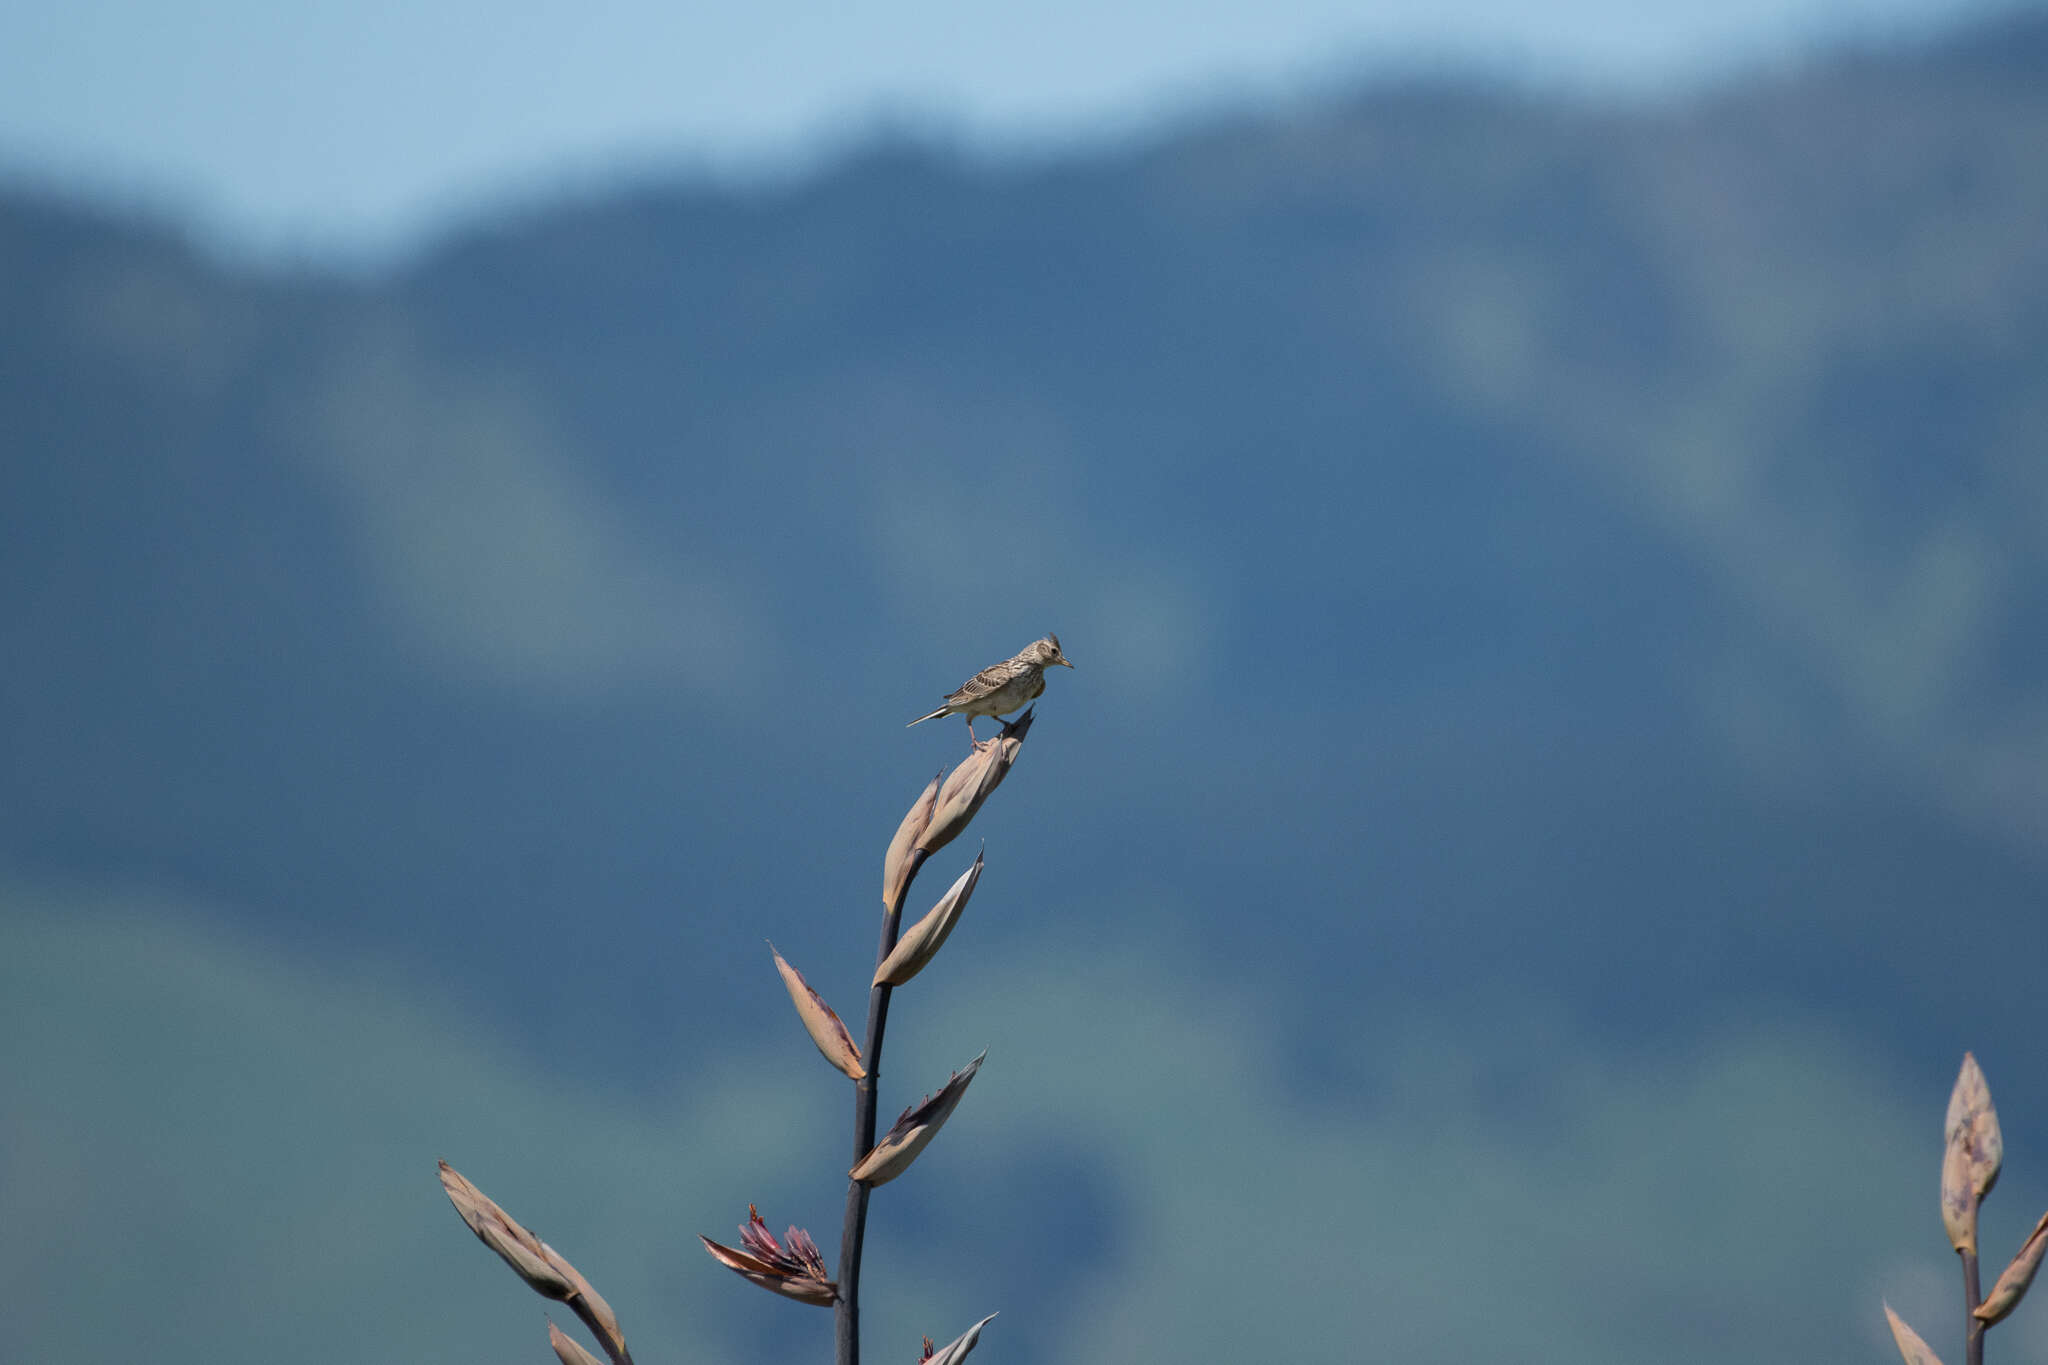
[947, 658, 1023, 705]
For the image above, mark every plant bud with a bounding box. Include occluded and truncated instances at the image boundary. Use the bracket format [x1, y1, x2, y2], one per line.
[917, 710, 1032, 857]
[770, 944, 866, 1079]
[439, 1162, 633, 1363]
[1974, 1210, 2048, 1325]
[540, 1243, 626, 1362]
[1942, 1133, 1978, 1256]
[1883, 1303, 1947, 1365]
[884, 773, 942, 909]
[438, 1160, 576, 1299]
[850, 1052, 986, 1186]
[921, 1312, 998, 1365]
[1946, 1053, 2003, 1200]
[699, 1205, 837, 1307]
[550, 1321, 604, 1365]
[875, 850, 984, 987]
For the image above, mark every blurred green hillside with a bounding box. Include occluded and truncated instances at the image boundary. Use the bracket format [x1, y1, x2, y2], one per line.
[4, 11, 2048, 1364]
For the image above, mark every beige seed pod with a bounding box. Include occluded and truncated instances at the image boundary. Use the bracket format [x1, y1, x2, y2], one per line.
[1942, 1132, 1978, 1256]
[917, 711, 1033, 858]
[1883, 1303, 1947, 1365]
[438, 1160, 576, 1299]
[923, 1312, 999, 1365]
[884, 772, 942, 910]
[770, 943, 865, 1079]
[876, 850, 984, 987]
[1974, 1210, 2048, 1325]
[1946, 1052, 2003, 1200]
[549, 1321, 604, 1365]
[850, 1052, 986, 1186]
[439, 1162, 633, 1363]
[540, 1242, 625, 1362]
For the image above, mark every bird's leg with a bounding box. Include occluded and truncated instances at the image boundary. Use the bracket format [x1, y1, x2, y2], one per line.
[965, 715, 981, 746]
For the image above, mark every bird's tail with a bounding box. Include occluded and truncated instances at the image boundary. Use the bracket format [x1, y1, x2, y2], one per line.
[906, 707, 949, 727]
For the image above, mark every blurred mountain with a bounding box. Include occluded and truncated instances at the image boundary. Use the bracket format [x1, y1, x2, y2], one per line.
[5, 6, 2048, 1109]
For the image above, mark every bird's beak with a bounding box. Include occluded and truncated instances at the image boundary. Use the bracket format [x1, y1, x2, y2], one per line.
[1060, 659, 1076, 669]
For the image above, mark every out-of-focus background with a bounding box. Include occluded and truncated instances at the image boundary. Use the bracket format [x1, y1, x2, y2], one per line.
[4, 2, 2046, 1361]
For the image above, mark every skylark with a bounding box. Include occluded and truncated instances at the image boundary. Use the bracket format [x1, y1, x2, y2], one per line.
[908, 635, 1074, 744]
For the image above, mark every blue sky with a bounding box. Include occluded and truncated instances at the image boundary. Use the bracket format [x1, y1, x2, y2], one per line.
[0, 0, 2002, 262]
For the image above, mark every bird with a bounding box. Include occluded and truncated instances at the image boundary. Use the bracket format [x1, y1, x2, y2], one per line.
[908, 635, 1074, 744]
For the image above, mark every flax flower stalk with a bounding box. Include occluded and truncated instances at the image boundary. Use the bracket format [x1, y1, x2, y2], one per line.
[837, 711, 1032, 1365]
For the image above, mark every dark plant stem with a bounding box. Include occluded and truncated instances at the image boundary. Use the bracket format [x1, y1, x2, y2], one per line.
[1964, 1247, 1984, 1365]
[570, 1294, 635, 1365]
[835, 848, 928, 1365]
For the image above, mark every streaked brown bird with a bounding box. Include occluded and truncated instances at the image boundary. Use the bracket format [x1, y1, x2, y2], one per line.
[908, 635, 1074, 744]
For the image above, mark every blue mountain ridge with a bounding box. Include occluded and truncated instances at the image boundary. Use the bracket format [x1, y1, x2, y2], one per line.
[4, 8, 2047, 1128]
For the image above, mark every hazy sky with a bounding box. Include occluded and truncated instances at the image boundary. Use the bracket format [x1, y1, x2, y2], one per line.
[0, 0, 2006, 260]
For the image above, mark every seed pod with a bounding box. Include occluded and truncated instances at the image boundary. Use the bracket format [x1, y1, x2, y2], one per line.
[922, 1312, 999, 1365]
[549, 1321, 604, 1365]
[1883, 1303, 1947, 1365]
[876, 851, 984, 987]
[851, 1052, 986, 1186]
[438, 1160, 576, 1299]
[1974, 1210, 2048, 1325]
[1942, 1132, 1978, 1256]
[771, 944, 865, 1079]
[439, 1162, 633, 1362]
[917, 710, 1032, 858]
[1946, 1053, 2003, 1200]
[884, 773, 942, 910]
[541, 1242, 626, 1362]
